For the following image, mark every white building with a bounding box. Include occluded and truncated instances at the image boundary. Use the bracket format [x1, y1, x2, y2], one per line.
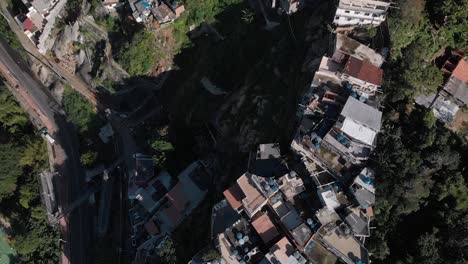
[333, 0, 391, 27]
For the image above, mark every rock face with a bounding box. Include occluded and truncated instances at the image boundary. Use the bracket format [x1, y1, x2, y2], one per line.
[41, 16, 130, 91]
[52, 22, 81, 59]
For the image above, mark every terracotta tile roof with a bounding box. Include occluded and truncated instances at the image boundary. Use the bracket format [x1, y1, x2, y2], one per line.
[237, 174, 266, 214]
[343, 56, 383, 86]
[175, 5, 185, 17]
[223, 184, 244, 210]
[158, 182, 189, 224]
[251, 213, 279, 244]
[366, 207, 374, 218]
[144, 220, 160, 235]
[269, 237, 295, 263]
[166, 182, 188, 212]
[452, 59, 468, 83]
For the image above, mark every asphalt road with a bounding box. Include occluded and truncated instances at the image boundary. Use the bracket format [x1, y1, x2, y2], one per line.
[0, 39, 88, 264]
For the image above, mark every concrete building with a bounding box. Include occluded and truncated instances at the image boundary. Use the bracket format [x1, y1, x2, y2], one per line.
[344, 207, 370, 238]
[350, 168, 376, 209]
[341, 56, 384, 96]
[333, 0, 391, 28]
[251, 213, 280, 245]
[415, 94, 460, 123]
[153, 161, 210, 232]
[321, 96, 382, 164]
[333, 33, 385, 67]
[264, 237, 296, 263]
[21, 0, 56, 16]
[441, 58, 468, 106]
[129, 0, 185, 25]
[223, 173, 269, 218]
[216, 217, 265, 264]
[277, 171, 306, 201]
[252, 143, 288, 177]
[315, 222, 369, 264]
[134, 172, 171, 213]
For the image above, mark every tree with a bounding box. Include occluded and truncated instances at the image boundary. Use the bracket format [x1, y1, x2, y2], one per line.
[414, 229, 441, 264]
[0, 84, 28, 134]
[202, 249, 221, 262]
[119, 30, 160, 76]
[80, 150, 98, 168]
[157, 237, 177, 264]
[19, 139, 48, 173]
[62, 85, 100, 134]
[12, 218, 60, 263]
[150, 139, 174, 168]
[0, 15, 22, 50]
[0, 143, 24, 202]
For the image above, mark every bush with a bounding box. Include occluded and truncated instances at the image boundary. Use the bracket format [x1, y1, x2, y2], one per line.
[80, 150, 98, 168]
[119, 30, 159, 76]
[62, 85, 101, 134]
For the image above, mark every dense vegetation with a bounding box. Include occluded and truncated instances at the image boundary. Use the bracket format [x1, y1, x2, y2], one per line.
[62, 85, 100, 134]
[0, 13, 22, 50]
[386, 0, 468, 99]
[370, 0, 468, 263]
[118, 30, 160, 76]
[62, 85, 103, 168]
[115, 0, 243, 76]
[0, 83, 59, 263]
[172, 0, 243, 48]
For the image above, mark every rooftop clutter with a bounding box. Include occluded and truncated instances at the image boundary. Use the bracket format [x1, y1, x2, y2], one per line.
[214, 15, 385, 263]
[129, 0, 185, 26]
[128, 158, 213, 263]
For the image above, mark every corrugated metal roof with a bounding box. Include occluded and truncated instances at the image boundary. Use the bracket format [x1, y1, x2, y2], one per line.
[341, 97, 382, 131]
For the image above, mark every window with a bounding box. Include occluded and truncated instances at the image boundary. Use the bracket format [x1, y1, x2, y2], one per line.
[355, 11, 360, 14]
[335, 16, 340, 20]
[347, 18, 352, 21]
[360, 19, 364, 22]
[345, 10, 350, 13]
[364, 12, 370, 16]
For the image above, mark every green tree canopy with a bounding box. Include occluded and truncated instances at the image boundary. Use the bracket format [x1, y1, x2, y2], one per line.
[0, 84, 28, 134]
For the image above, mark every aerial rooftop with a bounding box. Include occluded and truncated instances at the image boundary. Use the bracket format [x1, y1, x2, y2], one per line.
[343, 56, 384, 86]
[317, 222, 369, 264]
[224, 173, 268, 217]
[341, 96, 382, 132]
[265, 237, 296, 264]
[251, 213, 280, 244]
[335, 34, 385, 67]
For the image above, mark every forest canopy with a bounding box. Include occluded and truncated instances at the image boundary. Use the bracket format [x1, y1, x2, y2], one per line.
[371, 1, 468, 263]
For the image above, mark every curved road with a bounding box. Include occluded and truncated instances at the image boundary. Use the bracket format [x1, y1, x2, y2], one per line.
[0, 39, 87, 264]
